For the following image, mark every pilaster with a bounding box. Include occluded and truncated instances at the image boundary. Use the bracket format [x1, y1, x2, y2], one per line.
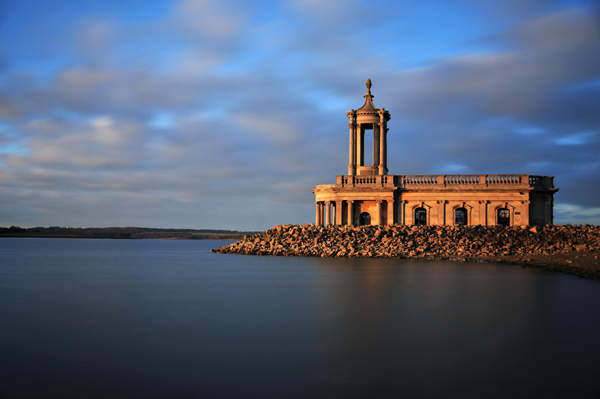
[347, 200, 354, 226]
[387, 199, 394, 225]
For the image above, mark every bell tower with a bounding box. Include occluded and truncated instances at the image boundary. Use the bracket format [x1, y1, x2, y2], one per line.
[347, 79, 391, 176]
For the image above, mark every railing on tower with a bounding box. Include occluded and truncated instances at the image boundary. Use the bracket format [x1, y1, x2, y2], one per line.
[338, 175, 394, 188]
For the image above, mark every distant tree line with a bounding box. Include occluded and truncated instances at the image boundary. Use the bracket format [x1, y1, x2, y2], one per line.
[0, 226, 253, 240]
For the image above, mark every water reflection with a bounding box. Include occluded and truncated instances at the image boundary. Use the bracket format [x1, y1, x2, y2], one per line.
[303, 257, 600, 397]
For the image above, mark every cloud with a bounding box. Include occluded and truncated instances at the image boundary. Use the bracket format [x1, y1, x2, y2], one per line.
[552, 130, 597, 146]
[174, 0, 245, 40]
[77, 19, 117, 55]
[234, 113, 300, 143]
[5, 116, 146, 169]
[556, 203, 600, 225]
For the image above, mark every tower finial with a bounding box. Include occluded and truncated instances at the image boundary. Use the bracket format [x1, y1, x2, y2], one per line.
[363, 78, 374, 102]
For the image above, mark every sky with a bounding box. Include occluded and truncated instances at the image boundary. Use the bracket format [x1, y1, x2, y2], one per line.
[0, 0, 599, 230]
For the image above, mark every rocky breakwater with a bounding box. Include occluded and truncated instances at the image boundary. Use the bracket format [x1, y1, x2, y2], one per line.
[212, 224, 600, 278]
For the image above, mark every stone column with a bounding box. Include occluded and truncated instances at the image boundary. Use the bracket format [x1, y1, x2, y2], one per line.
[444, 201, 449, 225]
[379, 123, 387, 175]
[387, 199, 394, 225]
[317, 202, 321, 226]
[348, 123, 356, 176]
[324, 201, 330, 226]
[332, 203, 336, 226]
[357, 125, 364, 167]
[376, 200, 382, 225]
[315, 202, 319, 225]
[396, 199, 401, 225]
[440, 201, 446, 225]
[373, 124, 380, 169]
[406, 202, 413, 225]
[320, 202, 324, 226]
[335, 200, 343, 225]
[523, 200, 530, 226]
[400, 201, 405, 225]
[347, 200, 354, 226]
[478, 201, 485, 226]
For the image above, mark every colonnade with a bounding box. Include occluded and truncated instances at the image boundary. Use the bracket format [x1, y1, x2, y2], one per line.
[315, 200, 348, 226]
[314, 199, 395, 226]
[347, 115, 388, 176]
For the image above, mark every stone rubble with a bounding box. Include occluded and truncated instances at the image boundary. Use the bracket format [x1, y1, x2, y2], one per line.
[212, 224, 600, 276]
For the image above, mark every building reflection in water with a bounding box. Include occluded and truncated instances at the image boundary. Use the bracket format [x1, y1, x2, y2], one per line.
[301, 257, 584, 396]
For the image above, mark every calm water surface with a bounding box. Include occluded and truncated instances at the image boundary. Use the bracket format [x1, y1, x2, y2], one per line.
[1, 238, 599, 398]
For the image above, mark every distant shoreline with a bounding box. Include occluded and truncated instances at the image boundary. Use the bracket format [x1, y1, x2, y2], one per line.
[0, 226, 253, 240]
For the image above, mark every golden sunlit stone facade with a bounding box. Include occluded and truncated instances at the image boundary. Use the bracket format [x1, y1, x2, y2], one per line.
[312, 79, 558, 227]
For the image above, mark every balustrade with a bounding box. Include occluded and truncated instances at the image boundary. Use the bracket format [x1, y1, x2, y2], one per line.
[403, 175, 438, 185]
[339, 175, 394, 187]
[444, 175, 479, 185]
[486, 175, 521, 185]
[335, 174, 554, 189]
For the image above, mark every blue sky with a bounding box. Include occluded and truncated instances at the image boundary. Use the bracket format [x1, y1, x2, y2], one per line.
[1, 0, 599, 230]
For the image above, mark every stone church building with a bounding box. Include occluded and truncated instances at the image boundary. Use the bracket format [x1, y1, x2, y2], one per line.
[313, 79, 558, 227]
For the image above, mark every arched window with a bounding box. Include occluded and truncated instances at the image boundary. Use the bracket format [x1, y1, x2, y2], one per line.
[455, 207, 468, 226]
[497, 208, 510, 226]
[359, 212, 371, 226]
[414, 207, 427, 226]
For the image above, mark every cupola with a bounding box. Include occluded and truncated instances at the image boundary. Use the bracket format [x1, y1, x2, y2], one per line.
[346, 79, 391, 176]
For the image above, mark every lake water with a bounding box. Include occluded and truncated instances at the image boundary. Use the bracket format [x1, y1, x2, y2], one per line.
[1, 238, 599, 398]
